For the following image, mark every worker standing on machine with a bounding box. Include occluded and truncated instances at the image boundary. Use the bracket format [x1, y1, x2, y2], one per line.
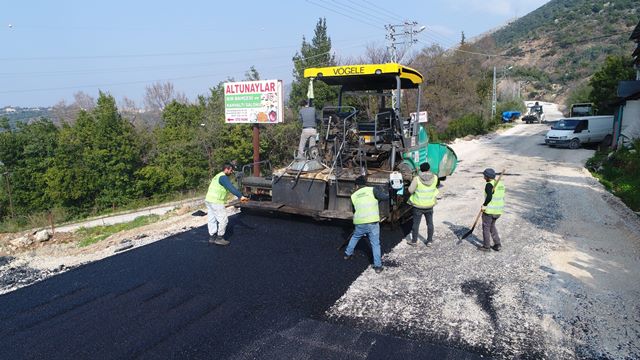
[296, 99, 318, 159]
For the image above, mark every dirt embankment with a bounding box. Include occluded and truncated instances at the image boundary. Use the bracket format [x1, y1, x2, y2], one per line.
[0, 204, 213, 295]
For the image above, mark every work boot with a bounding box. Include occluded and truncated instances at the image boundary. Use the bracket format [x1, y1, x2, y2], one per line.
[343, 254, 354, 260]
[374, 266, 383, 274]
[213, 236, 230, 246]
[424, 241, 433, 247]
[491, 244, 502, 251]
[477, 246, 491, 252]
[406, 240, 417, 246]
[208, 234, 217, 244]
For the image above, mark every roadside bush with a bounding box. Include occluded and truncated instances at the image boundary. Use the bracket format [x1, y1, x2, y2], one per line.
[441, 114, 485, 141]
[427, 125, 440, 142]
[588, 140, 640, 211]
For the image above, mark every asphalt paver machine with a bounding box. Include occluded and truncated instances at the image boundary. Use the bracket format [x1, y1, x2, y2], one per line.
[236, 63, 457, 223]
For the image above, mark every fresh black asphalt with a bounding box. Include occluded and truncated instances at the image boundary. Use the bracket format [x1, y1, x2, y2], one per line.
[0, 211, 483, 359]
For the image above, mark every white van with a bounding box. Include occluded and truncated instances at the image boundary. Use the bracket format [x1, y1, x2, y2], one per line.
[545, 116, 614, 149]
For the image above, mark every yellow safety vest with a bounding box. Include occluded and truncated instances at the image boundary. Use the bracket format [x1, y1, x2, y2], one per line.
[205, 172, 228, 204]
[485, 179, 505, 215]
[409, 176, 439, 208]
[351, 187, 380, 225]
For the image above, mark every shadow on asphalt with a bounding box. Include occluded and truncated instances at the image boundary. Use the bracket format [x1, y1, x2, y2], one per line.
[443, 220, 484, 248]
[0, 211, 483, 359]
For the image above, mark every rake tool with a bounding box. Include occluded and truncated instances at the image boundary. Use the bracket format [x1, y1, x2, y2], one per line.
[460, 169, 506, 240]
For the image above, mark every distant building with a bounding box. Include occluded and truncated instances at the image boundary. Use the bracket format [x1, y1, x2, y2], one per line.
[4, 107, 16, 113]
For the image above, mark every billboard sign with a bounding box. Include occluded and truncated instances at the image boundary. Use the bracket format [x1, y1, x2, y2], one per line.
[224, 80, 283, 124]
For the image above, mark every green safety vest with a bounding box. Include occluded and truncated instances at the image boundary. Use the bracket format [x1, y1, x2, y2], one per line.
[351, 187, 380, 225]
[485, 179, 505, 215]
[409, 176, 439, 208]
[205, 172, 228, 204]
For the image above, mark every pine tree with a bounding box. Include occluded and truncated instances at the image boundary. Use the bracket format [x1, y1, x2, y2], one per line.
[289, 18, 338, 112]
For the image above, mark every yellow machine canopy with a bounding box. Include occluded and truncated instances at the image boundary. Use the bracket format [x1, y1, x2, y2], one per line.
[303, 63, 423, 91]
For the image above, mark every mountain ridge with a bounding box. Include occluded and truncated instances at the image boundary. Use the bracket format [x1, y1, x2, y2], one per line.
[474, 0, 639, 102]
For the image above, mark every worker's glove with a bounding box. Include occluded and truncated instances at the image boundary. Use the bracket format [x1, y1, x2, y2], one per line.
[240, 196, 249, 202]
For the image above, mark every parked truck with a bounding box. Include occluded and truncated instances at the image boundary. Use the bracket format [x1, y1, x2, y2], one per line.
[569, 103, 596, 117]
[235, 63, 458, 224]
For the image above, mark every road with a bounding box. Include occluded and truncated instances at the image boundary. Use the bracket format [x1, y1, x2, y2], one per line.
[329, 111, 640, 358]
[0, 212, 480, 359]
[1, 104, 639, 359]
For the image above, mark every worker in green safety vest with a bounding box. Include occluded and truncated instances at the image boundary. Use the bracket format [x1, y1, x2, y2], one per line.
[407, 162, 439, 247]
[478, 168, 505, 252]
[205, 163, 248, 246]
[343, 175, 389, 274]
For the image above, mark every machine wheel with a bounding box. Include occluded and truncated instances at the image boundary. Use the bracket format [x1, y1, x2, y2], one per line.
[396, 161, 414, 181]
[569, 138, 580, 149]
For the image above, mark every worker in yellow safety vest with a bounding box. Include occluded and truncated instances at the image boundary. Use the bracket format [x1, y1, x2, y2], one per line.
[205, 163, 248, 246]
[343, 176, 389, 274]
[478, 168, 505, 252]
[407, 162, 439, 247]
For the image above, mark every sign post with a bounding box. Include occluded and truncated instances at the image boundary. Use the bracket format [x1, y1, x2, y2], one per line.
[224, 80, 284, 176]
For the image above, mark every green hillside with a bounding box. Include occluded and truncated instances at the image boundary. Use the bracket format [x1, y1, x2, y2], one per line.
[477, 0, 639, 101]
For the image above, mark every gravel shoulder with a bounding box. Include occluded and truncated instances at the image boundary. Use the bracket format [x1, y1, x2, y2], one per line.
[327, 119, 640, 359]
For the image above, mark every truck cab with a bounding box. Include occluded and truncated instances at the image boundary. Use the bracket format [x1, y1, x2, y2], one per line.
[569, 103, 596, 117]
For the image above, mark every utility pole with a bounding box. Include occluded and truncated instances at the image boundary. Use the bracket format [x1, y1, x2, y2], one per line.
[385, 21, 425, 109]
[491, 66, 497, 118]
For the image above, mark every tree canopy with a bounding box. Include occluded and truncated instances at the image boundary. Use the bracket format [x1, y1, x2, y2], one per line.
[589, 55, 635, 114]
[289, 18, 338, 111]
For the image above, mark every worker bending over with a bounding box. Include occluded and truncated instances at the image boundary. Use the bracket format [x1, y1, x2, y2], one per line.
[205, 164, 248, 246]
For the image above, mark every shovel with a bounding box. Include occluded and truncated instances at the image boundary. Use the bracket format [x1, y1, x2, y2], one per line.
[460, 169, 506, 239]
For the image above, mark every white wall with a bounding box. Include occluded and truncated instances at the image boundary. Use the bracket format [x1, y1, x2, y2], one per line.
[621, 99, 640, 141]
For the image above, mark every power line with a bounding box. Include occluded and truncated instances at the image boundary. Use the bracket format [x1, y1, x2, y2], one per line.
[342, 0, 460, 49]
[0, 36, 375, 62]
[0, 43, 369, 95]
[416, 38, 508, 58]
[344, 0, 406, 24]
[305, 0, 382, 30]
[422, 28, 459, 48]
[0, 38, 376, 79]
[0, 45, 300, 62]
[326, 0, 394, 25]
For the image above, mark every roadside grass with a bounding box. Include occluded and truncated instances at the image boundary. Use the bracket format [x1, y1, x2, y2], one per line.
[429, 100, 523, 142]
[587, 140, 640, 212]
[76, 214, 164, 247]
[0, 189, 202, 234]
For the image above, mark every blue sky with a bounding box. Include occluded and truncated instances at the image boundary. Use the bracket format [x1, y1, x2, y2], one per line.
[1, 0, 549, 107]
